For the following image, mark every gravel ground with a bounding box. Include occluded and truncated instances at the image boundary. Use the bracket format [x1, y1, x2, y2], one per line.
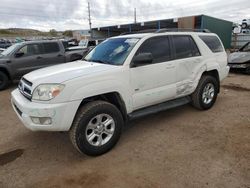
[0, 73, 249, 188]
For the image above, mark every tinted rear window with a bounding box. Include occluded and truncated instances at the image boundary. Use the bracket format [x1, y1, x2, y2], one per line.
[199, 35, 224, 53]
[173, 35, 200, 59]
[43, 42, 60, 53]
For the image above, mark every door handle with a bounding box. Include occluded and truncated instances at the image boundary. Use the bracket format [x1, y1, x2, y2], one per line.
[57, 54, 63, 57]
[37, 56, 42, 59]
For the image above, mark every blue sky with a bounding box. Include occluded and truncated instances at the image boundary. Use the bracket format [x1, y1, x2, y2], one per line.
[0, 0, 249, 31]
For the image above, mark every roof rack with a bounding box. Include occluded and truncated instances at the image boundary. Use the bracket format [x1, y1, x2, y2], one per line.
[156, 28, 211, 33]
[120, 28, 210, 35]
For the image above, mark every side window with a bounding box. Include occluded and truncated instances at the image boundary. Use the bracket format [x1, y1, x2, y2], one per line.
[199, 35, 224, 53]
[173, 36, 191, 59]
[135, 36, 171, 64]
[190, 37, 201, 56]
[17, 44, 42, 56]
[43, 42, 60, 53]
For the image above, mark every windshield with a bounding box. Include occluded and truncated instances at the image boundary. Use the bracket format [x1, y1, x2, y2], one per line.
[84, 38, 140, 65]
[239, 42, 250, 52]
[1, 43, 21, 56]
[79, 40, 88, 47]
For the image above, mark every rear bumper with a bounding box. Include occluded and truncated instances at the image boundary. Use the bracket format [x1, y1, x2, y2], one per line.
[11, 89, 81, 131]
[220, 66, 230, 81]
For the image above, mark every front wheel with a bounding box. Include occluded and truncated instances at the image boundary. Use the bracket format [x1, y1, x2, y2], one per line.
[69, 101, 123, 156]
[0, 71, 9, 91]
[191, 75, 219, 110]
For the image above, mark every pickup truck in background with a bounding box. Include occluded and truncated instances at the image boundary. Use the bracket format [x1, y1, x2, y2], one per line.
[0, 40, 84, 90]
[69, 39, 105, 57]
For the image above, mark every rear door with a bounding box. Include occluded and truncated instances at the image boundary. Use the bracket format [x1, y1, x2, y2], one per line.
[172, 35, 203, 97]
[130, 36, 177, 110]
[10, 43, 44, 78]
[40, 42, 65, 67]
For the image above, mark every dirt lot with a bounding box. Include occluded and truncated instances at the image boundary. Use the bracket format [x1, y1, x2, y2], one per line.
[0, 73, 249, 188]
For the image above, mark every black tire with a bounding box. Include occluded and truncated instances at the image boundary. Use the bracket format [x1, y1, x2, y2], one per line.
[191, 75, 219, 110]
[0, 71, 9, 91]
[69, 100, 124, 156]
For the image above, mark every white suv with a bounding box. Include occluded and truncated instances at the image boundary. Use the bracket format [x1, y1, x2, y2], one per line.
[11, 31, 230, 156]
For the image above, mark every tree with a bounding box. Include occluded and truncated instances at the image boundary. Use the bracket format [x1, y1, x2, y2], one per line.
[63, 30, 73, 37]
[49, 29, 57, 36]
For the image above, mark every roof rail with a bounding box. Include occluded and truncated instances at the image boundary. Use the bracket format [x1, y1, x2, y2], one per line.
[120, 29, 159, 35]
[156, 28, 211, 33]
[120, 28, 210, 35]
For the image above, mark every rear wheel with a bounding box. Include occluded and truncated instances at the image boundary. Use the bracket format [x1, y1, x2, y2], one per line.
[191, 75, 219, 110]
[0, 71, 9, 91]
[69, 101, 123, 156]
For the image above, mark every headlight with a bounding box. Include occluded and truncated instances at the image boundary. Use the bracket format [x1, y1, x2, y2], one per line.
[32, 84, 65, 101]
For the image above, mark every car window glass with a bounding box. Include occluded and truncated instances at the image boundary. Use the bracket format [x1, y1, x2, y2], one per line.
[135, 36, 171, 64]
[17, 44, 42, 56]
[85, 38, 139, 65]
[173, 36, 193, 59]
[241, 43, 250, 52]
[88, 41, 96, 46]
[189, 37, 201, 56]
[199, 35, 223, 53]
[43, 42, 60, 53]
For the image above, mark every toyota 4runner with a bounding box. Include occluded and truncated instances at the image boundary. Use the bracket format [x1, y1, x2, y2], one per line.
[11, 30, 230, 156]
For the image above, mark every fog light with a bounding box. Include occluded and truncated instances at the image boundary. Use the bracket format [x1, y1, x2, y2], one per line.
[31, 117, 52, 125]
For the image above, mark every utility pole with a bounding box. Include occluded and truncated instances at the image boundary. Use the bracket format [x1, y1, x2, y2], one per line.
[134, 8, 137, 24]
[88, 2, 92, 38]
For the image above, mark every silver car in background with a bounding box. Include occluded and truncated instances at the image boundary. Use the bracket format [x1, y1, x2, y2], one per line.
[228, 42, 250, 74]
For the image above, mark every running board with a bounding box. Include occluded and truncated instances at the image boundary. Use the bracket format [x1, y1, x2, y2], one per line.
[128, 97, 191, 120]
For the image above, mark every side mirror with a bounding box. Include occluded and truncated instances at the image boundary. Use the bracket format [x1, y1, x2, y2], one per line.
[15, 51, 24, 58]
[132, 53, 153, 67]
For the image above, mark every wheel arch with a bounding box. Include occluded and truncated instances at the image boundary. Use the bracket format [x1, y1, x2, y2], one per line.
[201, 69, 220, 92]
[0, 67, 11, 80]
[76, 92, 128, 122]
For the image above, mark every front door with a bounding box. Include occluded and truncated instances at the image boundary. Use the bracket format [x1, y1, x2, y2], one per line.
[10, 43, 44, 79]
[130, 36, 177, 111]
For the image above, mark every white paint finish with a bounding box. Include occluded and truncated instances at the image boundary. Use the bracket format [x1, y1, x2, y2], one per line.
[130, 61, 176, 110]
[11, 31, 229, 131]
[11, 89, 81, 131]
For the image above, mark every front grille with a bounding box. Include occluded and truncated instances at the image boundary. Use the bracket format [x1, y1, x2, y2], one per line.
[18, 78, 33, 100]
[22, 77, 33, 87]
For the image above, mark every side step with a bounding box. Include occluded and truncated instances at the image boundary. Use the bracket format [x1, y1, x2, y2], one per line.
[128, 97, 191, 120]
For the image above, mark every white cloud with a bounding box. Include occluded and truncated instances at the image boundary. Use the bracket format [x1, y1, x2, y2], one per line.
[0, 0, 249, 31]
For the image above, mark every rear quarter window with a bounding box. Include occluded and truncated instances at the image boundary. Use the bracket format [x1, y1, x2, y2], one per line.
[199, 35, 224, 53]
[172, 35, 201, 59]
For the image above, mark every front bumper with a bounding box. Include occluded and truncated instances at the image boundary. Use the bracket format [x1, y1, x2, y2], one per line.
[11, 89, 81, 131]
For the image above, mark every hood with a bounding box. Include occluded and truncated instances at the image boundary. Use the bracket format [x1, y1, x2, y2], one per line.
[24, 60, 118, 84]
[228, 52, 250, 63]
